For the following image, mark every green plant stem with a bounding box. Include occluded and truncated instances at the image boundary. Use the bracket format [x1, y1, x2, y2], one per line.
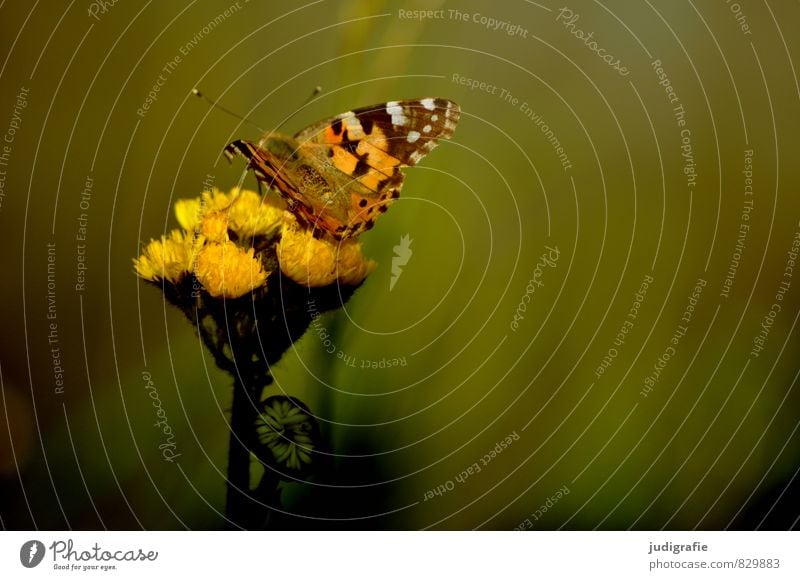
[225, 372, 283, 529]
[225, 375, 259, 529]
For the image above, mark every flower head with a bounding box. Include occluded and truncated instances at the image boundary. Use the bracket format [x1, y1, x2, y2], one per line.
[133, 230, 193, 283]
[194, 240, 269, 299]
[277, 217, 376, 287]
[137, 187, 375, 296]
[255, 396, 320, 476]
[175, 187, 284, 239]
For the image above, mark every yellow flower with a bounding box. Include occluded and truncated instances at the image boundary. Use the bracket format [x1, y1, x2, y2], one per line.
[133, 230, 192, 283]
[277, 217, 375, 287]
[193, 240, 269, 298]
[139, 186, 374, 296]
[174, 188, 283, 239]
[225, 189, 284, 238]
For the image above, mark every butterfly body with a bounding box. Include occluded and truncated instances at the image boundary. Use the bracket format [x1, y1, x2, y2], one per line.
[224, 98, 460, 239]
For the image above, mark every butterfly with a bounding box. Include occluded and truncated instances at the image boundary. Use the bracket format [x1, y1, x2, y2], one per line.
[223, 98, 460, 240]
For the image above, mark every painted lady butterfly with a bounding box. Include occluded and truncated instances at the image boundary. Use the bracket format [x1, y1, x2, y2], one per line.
[224, 98, 460, 240]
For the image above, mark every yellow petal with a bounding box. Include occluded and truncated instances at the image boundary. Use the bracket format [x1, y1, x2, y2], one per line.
[193, 240, 269, 298]
[277, 218, 375, 287]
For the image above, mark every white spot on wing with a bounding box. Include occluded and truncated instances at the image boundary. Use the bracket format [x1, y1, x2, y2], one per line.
[422, 124, 432, 133]
[431, 114, 438, 122]
[343, 115, 366, 138]
[386, 101, 407, 126]
[407, 130, 420, 143]
[420, 98, 436, 110]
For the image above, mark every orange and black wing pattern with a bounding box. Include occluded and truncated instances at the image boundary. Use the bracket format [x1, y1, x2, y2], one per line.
[225, 98, 460, 239]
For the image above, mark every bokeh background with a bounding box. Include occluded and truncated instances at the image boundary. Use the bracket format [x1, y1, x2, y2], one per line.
[1, 0, 799, 530]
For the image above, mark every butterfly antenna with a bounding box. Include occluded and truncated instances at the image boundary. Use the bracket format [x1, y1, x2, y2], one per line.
[274, 85, 322, 132]
[192, 88, 266, 133]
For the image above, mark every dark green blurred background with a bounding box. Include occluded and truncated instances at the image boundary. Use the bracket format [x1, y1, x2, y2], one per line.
[1, 0, 799, 529]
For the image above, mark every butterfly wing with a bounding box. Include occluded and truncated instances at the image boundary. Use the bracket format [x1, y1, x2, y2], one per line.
[223, 136, 357, 238]
[295, 98, 460, 238]
[226, 98, 460, 239]
[294, 98, 460, 166]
